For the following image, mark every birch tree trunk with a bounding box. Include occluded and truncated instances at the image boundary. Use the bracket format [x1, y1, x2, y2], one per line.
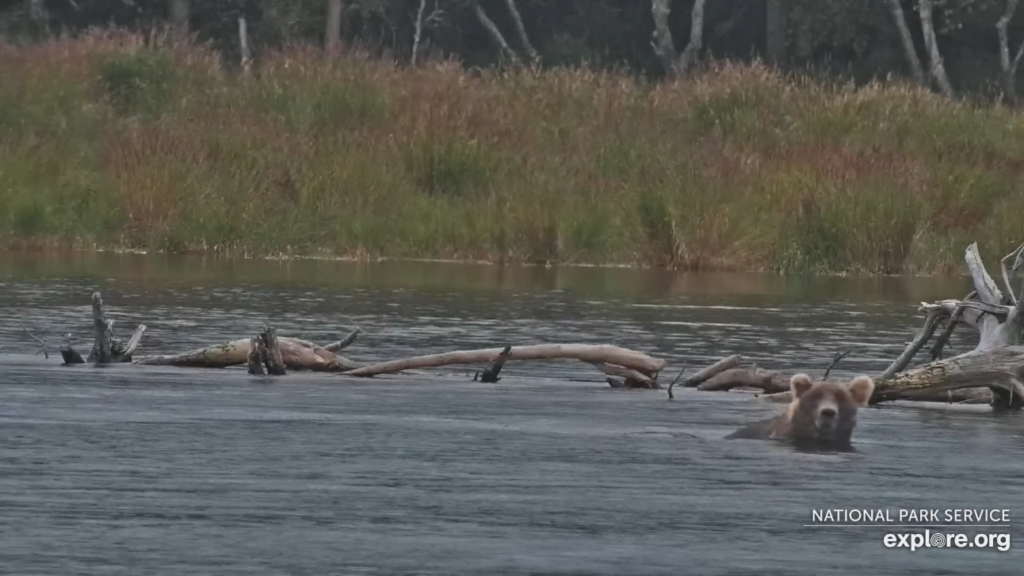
[917, 0, 955, 98]
[471, 0, 520, 65]
[996, 0, 1024, 105]
[412, 0, 427, 65]
[501, 0, 540, 64]
[651, 0, 708, 78]
[238, 16, 252, 75]
[884, 0, 926, 86]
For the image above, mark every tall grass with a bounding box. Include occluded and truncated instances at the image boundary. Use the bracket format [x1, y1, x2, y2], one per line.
[3, 30, 1024, 273]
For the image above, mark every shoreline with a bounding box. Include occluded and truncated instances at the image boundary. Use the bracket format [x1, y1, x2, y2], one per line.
[0, 244, 968, 279]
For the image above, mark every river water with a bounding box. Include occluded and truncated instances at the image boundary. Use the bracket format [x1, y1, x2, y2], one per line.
[0, 252, 1021, 575]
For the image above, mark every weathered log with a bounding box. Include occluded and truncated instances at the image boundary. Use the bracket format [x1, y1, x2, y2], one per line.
[340, 344, 665, 378]
[872, 346, 1024, 408]
[697, 367, 789, 393]
[592, 362, 659, 389]
[134, 336, 361, 372]
[666, 354, 741, 399]
[961, 242, 1023, 350]
[476, 345, 512, 383]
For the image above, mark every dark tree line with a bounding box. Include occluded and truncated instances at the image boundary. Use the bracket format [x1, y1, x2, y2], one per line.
[4, 1, 1024, 101]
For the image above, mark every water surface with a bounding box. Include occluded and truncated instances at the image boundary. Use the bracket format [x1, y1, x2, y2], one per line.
[0, 253, 1020, 575]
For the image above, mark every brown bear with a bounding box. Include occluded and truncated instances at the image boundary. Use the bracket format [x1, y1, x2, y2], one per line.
[725, 373, 875, 451]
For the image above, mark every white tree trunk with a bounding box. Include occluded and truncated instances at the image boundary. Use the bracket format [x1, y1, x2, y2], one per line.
[238, 16, 252, 75]
[471, 0, 520, 65]
[411, 0, 427, 65]
[501, 0, 540, 64]
[884, 0, 926, 86]
[996, 0, 1024, 105]
[651, 0, 708, 77]
[917, 0, 955, 98]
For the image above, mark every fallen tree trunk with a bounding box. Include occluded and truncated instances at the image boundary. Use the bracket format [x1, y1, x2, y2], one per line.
[134, 336, 363, 372]
[697, 367, 789, 393]
[340, 344, 665, 378]
[871, 345, 1024, 408]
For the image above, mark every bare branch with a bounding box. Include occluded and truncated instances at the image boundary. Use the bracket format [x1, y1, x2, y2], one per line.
[323, 328, 361, 352]
[25, 329, 49, 359]
[477, 345, 513, 383]
[822, 348, 855, 380]
[881, 312, 943, 379]
[665, 364, 689, 400]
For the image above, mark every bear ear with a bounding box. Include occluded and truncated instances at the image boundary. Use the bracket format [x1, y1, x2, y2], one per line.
[790, 373, 814, 398]
[848, 376, 875, 407]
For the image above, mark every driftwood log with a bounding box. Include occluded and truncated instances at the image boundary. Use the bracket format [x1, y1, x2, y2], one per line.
[135, 334, 364, 372]
[676, 242, 1024, 410]
[339, 344, 666, 387]
[34, 292, 666, 387]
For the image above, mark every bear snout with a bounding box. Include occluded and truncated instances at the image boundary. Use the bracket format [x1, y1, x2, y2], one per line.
[814, 401, 840, 435]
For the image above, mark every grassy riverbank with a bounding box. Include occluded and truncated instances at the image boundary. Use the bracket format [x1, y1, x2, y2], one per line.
[2, 31, 1023, 274]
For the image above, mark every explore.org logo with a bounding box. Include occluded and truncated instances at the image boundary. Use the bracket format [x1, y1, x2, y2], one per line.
[882, 530, 1011, 552]
[805, 508, 1012, 553]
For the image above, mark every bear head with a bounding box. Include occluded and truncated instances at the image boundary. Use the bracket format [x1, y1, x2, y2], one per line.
[785, 373, 875, 448]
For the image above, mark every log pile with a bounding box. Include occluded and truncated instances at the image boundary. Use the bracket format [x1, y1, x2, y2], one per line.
[31, 292, 667, 388]
[23, 241, 1024, 411]
[673, 242, 1024, 410]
